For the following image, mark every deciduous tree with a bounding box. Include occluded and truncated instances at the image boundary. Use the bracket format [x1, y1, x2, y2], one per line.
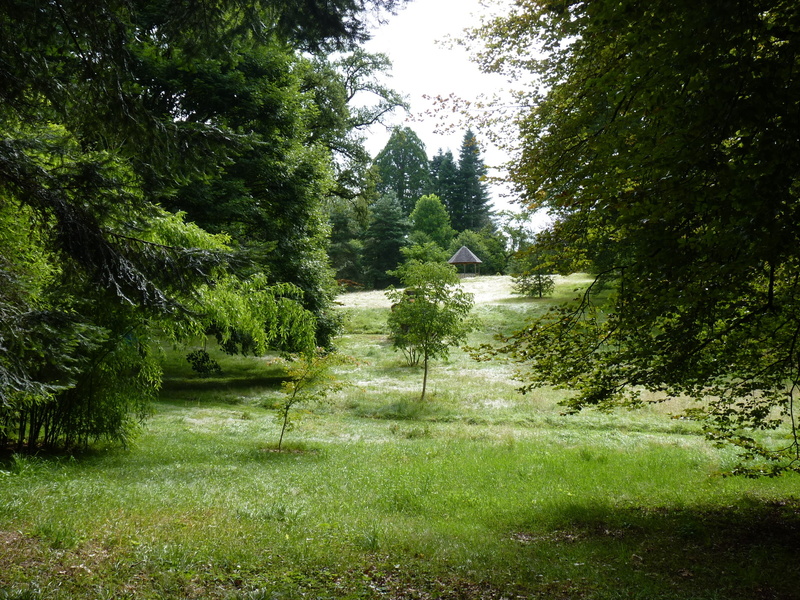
[472, 0, 800, 474]
[387, 262, 475, 401]
[409, 194, 456, 250]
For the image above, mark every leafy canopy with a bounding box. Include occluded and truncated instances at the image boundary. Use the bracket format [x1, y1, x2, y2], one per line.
[387, 261, 475, 401]
[472, 0, 800, 474]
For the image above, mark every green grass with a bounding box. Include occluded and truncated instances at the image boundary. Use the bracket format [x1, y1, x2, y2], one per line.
[2, 275, 799, 599]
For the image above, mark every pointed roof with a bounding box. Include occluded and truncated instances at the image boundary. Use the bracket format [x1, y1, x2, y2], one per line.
[448, 245, 482, 264]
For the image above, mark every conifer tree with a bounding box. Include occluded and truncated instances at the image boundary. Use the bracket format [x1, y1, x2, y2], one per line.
[451, 130, 492, 232]
[428, 149, 460, 216]
[362, 194, 409, 288]
[373, 127, 432, 216]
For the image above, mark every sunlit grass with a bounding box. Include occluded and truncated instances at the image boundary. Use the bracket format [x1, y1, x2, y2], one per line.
[2, 275, 799, 599]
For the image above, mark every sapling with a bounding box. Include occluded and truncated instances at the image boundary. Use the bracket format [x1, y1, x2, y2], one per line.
[387, 261, 476, 401]
[273, 349, 352, 450]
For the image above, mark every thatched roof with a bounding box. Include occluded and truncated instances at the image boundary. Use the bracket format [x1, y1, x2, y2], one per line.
[448, 246, 482, 265]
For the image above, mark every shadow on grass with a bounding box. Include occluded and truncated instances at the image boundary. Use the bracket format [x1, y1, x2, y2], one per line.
[160, 374, 289, 392]
[506, 499, 800, 599]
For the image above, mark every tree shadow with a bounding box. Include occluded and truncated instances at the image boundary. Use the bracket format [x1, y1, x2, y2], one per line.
[508, 499, 800, 599]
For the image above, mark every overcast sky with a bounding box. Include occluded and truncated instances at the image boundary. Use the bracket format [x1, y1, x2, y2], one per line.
[364, 1, 510, 159]
[360, 0, 550, 224]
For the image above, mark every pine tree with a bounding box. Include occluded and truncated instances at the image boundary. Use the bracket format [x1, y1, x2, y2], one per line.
[452, 130, 492, 232]
[362, 194, 409, 288]
[428, 149, 460, 216]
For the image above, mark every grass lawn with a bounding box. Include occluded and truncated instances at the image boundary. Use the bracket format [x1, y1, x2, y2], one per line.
[2, 275, 799, 599]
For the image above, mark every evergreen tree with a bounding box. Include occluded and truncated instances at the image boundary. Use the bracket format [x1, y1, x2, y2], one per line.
[373, 127, 432, 215]
[362, 194, 409, 288]
[428, 149, 460, 216]
[0, 0, 404, 449]
[328, 198, 368, 287]
[452, 130, 492, 232]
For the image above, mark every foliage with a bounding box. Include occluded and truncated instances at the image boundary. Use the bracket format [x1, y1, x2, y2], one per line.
[427, 149, 460, 214]
[185, 350, 223, 377]
[495, 209, 539, 263]
[361, 194, 409, 289]
[409, 194, 456, 250]
[309, 50, 408, 201]
[328, 197, 368, 285]
[399, 242, 451, 270]
[450, 130, 492, 232]
[510, 234, 558, 298]
[472, 0, 800, 474]
[373, 126, 432, 215]
[0, 0, 398, 449]
[511, 271, 554, 299]
[386, 262, 475, 400]
[272, 349, 352, 450]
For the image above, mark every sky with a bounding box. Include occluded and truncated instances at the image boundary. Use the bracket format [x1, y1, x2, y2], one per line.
[362, 0, 505, 154]
[361, 0, 525, 213]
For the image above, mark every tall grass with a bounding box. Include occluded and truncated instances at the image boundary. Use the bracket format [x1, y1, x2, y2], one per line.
[1, 276, 799, 599]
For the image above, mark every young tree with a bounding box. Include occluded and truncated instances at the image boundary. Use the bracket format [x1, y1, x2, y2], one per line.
[409, 194, 456, 250]
[387, 262, 475, 401]
[472, 0, 800, 473]
[511, 247, 556, 299]
[273, 350, 351, 451]
[373, 126, 432, 215]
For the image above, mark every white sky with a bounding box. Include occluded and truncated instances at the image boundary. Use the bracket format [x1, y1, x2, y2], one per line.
[362, 0, 522, 211]
[360, 0, 553, 230]
[363, 0, 505, 154]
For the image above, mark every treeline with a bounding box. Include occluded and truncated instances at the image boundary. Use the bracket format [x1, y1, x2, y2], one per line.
[329, 126, 523, 289]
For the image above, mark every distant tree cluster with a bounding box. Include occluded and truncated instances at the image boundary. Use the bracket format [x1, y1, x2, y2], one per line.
[328, 126, 519, 288]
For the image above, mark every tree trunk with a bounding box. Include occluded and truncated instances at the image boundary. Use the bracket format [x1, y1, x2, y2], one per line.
[420, 353, 429, 401]
[278, 408, 289, 451]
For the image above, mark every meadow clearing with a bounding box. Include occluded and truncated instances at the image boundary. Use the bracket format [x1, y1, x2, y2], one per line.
[1, 275, 799, 599]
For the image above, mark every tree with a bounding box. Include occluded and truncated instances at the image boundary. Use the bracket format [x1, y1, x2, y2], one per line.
[272, 350, 351, 451]
[361, 194, 409, 288]
[307, 50, 408, 201]
[409, 194, 456, 250]
[373, 126, 432, 215]
[387, 262, 475, 401]
[428, 149, 460, 214]
[451, 130, 492, 232]
[511, 247, 555, 299]
[0, 0, 405, 449]
[472, 0, 800, 474]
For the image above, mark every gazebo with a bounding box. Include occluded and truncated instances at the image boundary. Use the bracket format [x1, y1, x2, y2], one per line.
[448, 245, 482, 276]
